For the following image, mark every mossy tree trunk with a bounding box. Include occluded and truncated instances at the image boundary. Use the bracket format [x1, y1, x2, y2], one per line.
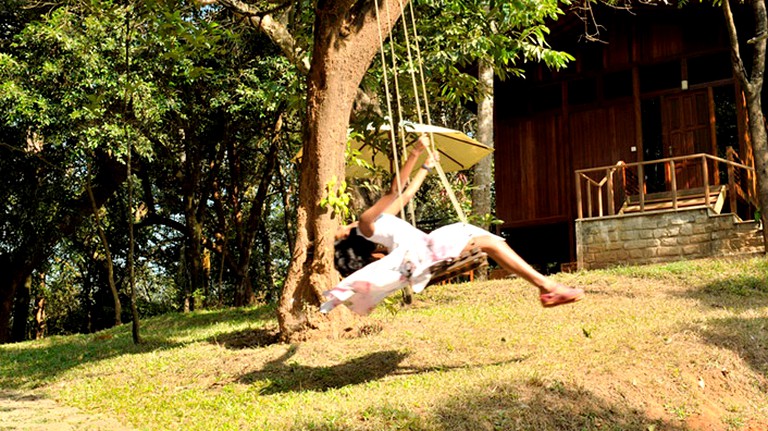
[277, 0, 405, 341]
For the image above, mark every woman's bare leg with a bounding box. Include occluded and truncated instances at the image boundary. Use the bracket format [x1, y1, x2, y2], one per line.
[465, 236, 584, 305]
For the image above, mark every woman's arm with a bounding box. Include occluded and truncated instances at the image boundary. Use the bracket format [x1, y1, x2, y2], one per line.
[382, 147, 437, 215]
[357, 134, 434, 237]
[387, 136, 425, 195]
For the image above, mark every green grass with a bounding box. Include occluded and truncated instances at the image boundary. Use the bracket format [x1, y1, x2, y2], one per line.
[2, 256, 768, 430]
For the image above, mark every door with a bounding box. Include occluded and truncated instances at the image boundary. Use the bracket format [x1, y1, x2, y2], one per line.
[661, 90, 714, 189]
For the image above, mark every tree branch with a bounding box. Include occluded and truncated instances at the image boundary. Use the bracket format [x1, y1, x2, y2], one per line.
[723, 0, 752, 94]
[199, 0, 310, 74]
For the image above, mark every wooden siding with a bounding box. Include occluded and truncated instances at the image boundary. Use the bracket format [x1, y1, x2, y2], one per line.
[493, 4, 746, 266]
[495, 114, 568, 226]
[570, 102, 637, 171]
[636, 20, 684, 63]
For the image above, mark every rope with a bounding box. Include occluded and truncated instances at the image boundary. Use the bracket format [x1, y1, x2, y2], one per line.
[407, 0, 433, 127]
[374, 0, 468, 224]
[373, 0, 406, 221]
[382, 0, 417, 224]
[396, 0, 422, 122]
[401, 2, 467, 224]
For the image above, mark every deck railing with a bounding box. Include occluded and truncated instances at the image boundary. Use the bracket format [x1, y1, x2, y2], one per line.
[575, 148, 756, 220]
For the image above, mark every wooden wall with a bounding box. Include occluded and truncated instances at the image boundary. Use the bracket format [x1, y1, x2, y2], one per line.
[570, 102, 637, 172]
[495, 114, 567, 226]
[493, 4, 740, 266]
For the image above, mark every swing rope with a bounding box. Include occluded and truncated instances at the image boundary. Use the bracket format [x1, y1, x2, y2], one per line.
[382, 0, 418, 225]
[375, 0, 468, 224]
[373, 0, 408, 223]
[369, 1, 487, 291]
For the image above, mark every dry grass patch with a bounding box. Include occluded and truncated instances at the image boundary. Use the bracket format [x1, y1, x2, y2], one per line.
[1, 257, 767, 430]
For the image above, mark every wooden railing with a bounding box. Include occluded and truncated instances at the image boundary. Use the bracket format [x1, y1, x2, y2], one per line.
[575, 148, 756, 220]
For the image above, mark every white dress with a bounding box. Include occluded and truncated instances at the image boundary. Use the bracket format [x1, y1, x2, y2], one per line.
[320, 214, 503, 315]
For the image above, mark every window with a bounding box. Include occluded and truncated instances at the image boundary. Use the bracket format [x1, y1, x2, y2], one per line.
[688, 52, 732, 85]
[568, 78, 597, 105]
[604, 70, 633, 100]
[639, 61, 681, 93]
[531, 83, 562, 112]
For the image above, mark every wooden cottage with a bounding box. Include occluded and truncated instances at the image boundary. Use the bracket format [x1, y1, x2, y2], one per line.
[494, 3, 763, 271]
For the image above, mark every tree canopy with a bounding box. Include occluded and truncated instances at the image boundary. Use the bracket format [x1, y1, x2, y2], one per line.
[0, 0, 572, 342]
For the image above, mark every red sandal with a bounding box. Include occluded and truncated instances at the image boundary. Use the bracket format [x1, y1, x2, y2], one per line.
[540, 286, 585, 308]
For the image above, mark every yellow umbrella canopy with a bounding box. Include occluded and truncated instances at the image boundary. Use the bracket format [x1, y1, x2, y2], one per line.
[293, 121, 493, 178]
[347, 121, 493, 178]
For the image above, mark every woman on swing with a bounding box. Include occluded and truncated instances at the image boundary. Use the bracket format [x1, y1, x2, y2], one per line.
[322, 134, 584, 316]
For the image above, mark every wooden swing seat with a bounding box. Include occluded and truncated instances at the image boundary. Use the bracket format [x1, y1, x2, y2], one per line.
[400, 247, 488, 304]
[426, 247, 488, 286]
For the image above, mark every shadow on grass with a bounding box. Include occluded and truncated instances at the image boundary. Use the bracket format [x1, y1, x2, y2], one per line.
[687, 315, 768, 377]
[687, 275, 768, 311]
[431, 381, 689, 431]
[677, 273, 768, 376]
[291, 380, 688, 431]
[241, 346, 529, 395]
[141, 305, 276, 335]
[0, 305, 276, 390]
[209, 327, 280, 348]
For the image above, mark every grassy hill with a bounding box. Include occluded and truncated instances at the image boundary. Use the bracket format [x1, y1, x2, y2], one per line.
[1, 257, 767, 430]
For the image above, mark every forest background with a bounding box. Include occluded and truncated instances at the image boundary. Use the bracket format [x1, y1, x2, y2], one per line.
[3, 0, 766, 344]
[0, 0, 572, 343]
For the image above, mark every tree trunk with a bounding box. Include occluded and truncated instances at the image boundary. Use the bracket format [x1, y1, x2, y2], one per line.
[230, 135, 280, 306]
[86, 170, 122, 326]
[0, 256, 32, 343]
[472, 59, 495, 224]
[11, 275, 31, 342]
[34, 273, 46, 339]
[180, 133, 215, 311]
[35, 295, 46, 340]
[183, 221, 203, 311]
[277, 0, 405, 341]
[471, 59, 495, 280]
[202, 248, 211, 307]
[723, 0, 768, 250]
[259, 224, 274, 302]
[0, 151, 126, 343]
[746, 95, 768, 247]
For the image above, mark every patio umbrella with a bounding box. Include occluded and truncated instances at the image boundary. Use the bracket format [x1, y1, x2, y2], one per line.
[346, 121, 493, 178]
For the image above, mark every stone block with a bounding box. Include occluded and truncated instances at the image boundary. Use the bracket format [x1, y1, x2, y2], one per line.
[620, 230, 638, 241]
[658, 247, 682, 257]
[688, 233, 711, 244]
[660, 237, 678, 247]
[669, 213, 696, 225]
[682, 244, 708, 255]
[639, 230, 655, 239]
[655, 227, 679, 238]
[692, 224, 710, 234]
[629, 248, 651, 259]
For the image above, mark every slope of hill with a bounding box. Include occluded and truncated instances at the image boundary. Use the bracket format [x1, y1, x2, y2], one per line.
[1, 257, 767, 430]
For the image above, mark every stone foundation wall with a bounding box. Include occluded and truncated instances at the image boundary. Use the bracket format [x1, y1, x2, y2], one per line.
[575, 208, 765, 270]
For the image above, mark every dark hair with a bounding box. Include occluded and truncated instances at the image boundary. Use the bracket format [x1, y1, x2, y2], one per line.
[334, 228, 377, 277]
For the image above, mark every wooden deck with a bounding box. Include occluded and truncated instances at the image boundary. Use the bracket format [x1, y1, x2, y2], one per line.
[619, 185, 727, 215]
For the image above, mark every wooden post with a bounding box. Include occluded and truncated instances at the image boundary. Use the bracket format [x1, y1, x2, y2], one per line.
[708, 87, 719, 184]
[607, 167, 615, 216]
[638, 164, 645, 212]
[586, 182, 593, 218]
[598, 183, 604, 218]
[576, 172, 583, 219]
[727, 147, 737, 213]
[670, 160, 678, 210]
[702, 155, 710, 210]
